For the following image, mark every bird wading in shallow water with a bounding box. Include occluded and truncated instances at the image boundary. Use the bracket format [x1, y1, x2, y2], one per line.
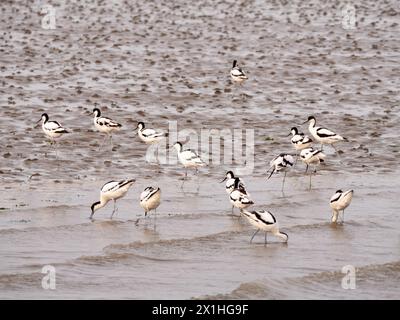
[221, 171, 249, 213]
[136, 122, 168, 144]
[241, 209, 288, 245]
[230, 60, 248, 99]
[330, 189, 354, 223]
[303, 116, 347, 153]
[37, 113, 69, 158]
[266, 153, 294, 192]
[230, 60, 248, 84]
[173, 142, 206, 187]
[92, 107, 122, 149]
[229, 177, 254, 215]
[288, 127, 313, 165]
[221, 171, 248, 195]
[300, 147, 326, 190]
[90, 179, 135, 219]
[136, 122, 168, 163]
[140, 186, 161, 221]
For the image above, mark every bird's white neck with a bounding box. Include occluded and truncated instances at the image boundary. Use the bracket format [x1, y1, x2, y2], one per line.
[309, 119, 316, 129]
[95, 197, 109, 211]
[174, 144, 182, 153]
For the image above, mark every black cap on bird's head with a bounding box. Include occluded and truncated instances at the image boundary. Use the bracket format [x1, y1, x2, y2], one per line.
[287, 127, 298, 137]
[232, 60, 237, 68]
[136, 122, 145, 130]
[220, 170, 234, 183]
[173, 141, 183, 151]
[38, 113, 49, 123]
[90, 201, 100, 218]
[302, 115, 316, 125]
[335, 189, 343, 193]
[93, 108, 101, 116]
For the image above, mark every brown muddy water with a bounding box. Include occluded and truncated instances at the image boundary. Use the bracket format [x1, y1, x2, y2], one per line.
[0, 0, 399, 299]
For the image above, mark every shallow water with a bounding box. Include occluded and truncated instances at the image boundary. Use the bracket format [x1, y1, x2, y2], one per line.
[0, 0, 399, 299]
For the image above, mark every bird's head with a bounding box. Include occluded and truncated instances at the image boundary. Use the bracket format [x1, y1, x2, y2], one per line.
[38, 113, 49, 123]
[136, 122, 145, 131]
[302, 116, 316, 125]
[93, 108, 101, 117]
[289, 127, 298, 136]
[220, 170, 234, 183]
[90, 201, 101, 218]
[173, 142, 182, 152]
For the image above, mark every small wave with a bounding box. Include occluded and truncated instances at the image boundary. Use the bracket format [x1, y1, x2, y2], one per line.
[202, 260, 400, 300]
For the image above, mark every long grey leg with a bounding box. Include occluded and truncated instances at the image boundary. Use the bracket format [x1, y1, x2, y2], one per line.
[180, 170, 187, 189]
[281, 171, 287, 192]
[250, 229, 260, 243]
[110, 200, 117, 219]
[99, 135, 107, 151]
[110, 134, 113, 150]
[293, 154, 299, 168]
[264, 232, 268, 245]
[54, 140, 59, 160]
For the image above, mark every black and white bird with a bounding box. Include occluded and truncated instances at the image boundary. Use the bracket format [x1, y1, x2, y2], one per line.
[241, 209, 289, 245]
[38, 113, 69, 141]
[140, 187, 161, 217]
[38, 113, 69, 158]
[136, 122, 167, 144]
[289, 127, 313, 151]
[229, 178, 254, 214]
[330, 189, 354, 223]
[173, 142, 206, 185]
[266, 154, 295, 191]
[230, 60, 248, 84]
[221, 171, 248, 195]
[303, 116, 346, 152]
[300, 147, 326, 189]
[90, 179, 135, 219]
[93, 107, 122, 147]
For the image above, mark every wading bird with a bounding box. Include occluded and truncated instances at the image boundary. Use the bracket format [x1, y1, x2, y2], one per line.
[92, 107, 122, 148]
[330, 189, 354, 223]
[266, 153, 294, 192]
[38, 113, 69, 158]
[300, 147, 326, 190]
[90, 179, 135, 219]
[303, 116, 346, 153]
[173, 142, 206, 187]
[241, 209, 288, 245]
